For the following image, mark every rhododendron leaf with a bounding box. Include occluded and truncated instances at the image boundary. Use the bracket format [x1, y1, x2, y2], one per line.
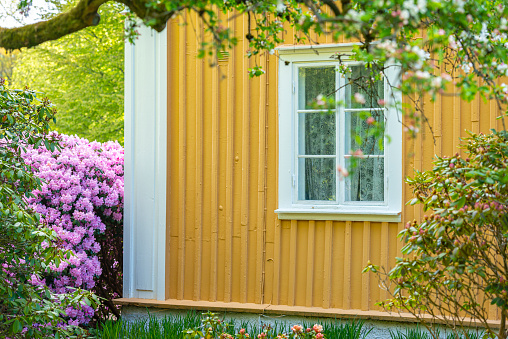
[451, 196, 466, 208]
[10, 319, 22, 334]
[409, 198, 419, 206]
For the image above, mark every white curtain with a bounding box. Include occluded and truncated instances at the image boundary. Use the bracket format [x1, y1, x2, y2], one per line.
[297, 65, 385, 202]
[298, 66, 337, 201]
[345, 111, 385, 202]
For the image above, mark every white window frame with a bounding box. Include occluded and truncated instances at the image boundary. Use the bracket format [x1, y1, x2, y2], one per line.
[275, 43, 402, 222]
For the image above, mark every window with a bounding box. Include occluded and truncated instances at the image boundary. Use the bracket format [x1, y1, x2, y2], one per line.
[276, 44, 402, 222]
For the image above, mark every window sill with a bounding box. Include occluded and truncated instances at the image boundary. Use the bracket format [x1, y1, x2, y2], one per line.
[275, 208, 401, 222]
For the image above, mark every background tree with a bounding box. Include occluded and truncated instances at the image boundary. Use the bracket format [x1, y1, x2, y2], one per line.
[12, 1, 124, 143]
[0, 48, 17, 82]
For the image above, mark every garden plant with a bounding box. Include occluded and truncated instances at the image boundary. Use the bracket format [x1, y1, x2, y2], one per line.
[365, 130, 508, 339]
[21, 133, 124, 324]
[0, 80, 99, 338]
[96, 310, 372, 339]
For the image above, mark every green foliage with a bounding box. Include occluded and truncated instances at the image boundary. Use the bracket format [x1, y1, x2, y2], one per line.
[96, 311, 203, 338]
[0, 80, 99, 338]
[323, 319, 371, 339]
[12, 2, 124, 144]
[5, 0, 508, 153]
[95, 311, 371, 339]
[389, 327, 433, 339]
[0, 49, 17, 83]
[389, 327, 484, 339]
[3, 0, 508, 145]
[365, 130, 508, 338]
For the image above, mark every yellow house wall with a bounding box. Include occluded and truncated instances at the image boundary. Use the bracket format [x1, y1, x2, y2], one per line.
[166, 13, 503, 318]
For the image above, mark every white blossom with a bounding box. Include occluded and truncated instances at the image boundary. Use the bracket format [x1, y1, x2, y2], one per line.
[497, 63, 508, 76]
[501, 18, 508, 30]
[346, 10, 365, 22]
[431, 76, 442, 87]
[461, 62, 473, 73]
[449, 35, 458, 49]
[501, 83, 508, 94]
[452, 0, 465, 13]
[276, 0, 286, 13]
[377, 40, 397, 54]
[415, 70, 431, 79]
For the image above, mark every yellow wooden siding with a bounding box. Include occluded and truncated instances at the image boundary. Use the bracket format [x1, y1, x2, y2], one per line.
[166, 14, 502, 317]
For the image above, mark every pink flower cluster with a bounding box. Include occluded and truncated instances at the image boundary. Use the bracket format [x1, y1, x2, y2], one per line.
[21, 134, 124, 323]
[288, 324, 324, 338]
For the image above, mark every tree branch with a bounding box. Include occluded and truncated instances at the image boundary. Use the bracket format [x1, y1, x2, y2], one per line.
[0, 0, 109, 50]
[118, 0, 178, 32]
[0, 0, 182, 50]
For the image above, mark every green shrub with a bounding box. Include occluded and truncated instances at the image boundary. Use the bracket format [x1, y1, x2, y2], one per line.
[366, 130, 508, 339]
[0, 80, 99, 338]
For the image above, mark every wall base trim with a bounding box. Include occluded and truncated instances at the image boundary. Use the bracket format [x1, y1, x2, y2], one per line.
[114, 298, 500, 328]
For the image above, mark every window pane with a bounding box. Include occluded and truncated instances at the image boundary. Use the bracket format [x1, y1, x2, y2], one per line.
[345, 65, 384, 109]
[298, 67, 336, 110]
[298, 158, 336, 201]
[345, 111, 384, 155]
[298, 113, 335, 155]
[345, 158, 384, 202]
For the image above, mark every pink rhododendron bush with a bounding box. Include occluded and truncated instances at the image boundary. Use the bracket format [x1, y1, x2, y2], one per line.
[22, 133, 124, 323]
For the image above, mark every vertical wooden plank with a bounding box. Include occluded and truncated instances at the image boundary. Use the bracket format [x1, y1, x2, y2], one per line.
[239, 16, 251, 304]
[472, 96, 480, 134]
[489, 297, 500, 320]
[193, 15, 204, 301]
[256, 52, 267, 304]
[415, 107, 423, 222]
[288, 220, 298, 306]
[323, 220, 333, 308]
[380, 222, 390, 300]
[361, 221, 371, 311]
[306, 221, 315, 307]
[490, 77, 498, 132]
[177, 13, 187, 300]
[402, 92, 413, 254]
[453, 81, 461, 151]
[166, 20, 177, 299]
[272, 219, 282, 305]
[343, 221, 352, 309]
[224, 18, 236, 303]
[184, 15, 199, 300]
[434, 84, 442, 157]
[263, 37, 277, 306]
[209, 50, 220, 303]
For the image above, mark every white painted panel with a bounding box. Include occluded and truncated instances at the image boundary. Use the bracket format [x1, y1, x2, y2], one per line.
[133, 30, 156, 292]
[124, 25, 167, 300]
[124, 28, 134, 300]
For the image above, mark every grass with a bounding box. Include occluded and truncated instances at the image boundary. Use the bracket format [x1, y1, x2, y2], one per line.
[96, 311, 202, 339]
